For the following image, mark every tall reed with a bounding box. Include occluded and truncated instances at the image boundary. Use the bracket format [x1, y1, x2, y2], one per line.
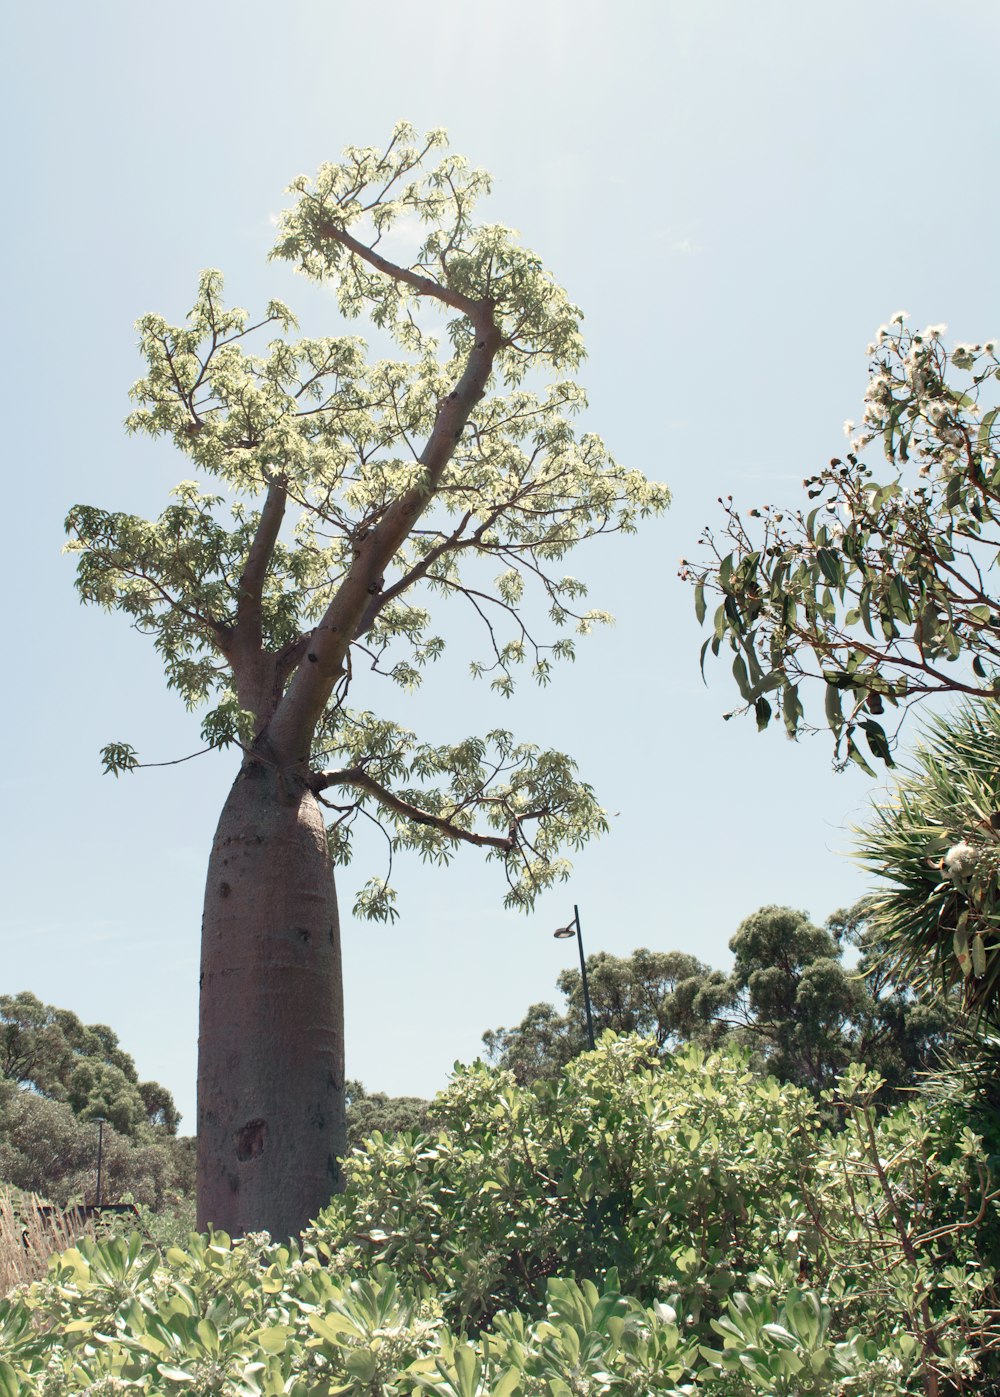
[0, 1189, 91, 1295]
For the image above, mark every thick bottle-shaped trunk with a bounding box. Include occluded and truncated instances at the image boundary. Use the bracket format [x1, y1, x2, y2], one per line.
[197, 761, 345, 1241]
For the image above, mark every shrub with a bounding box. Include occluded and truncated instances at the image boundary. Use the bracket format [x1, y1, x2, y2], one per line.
[0, 1037, 997, 1394]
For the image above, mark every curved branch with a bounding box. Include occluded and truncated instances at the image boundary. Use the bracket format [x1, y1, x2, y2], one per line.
[316, 219, 484, 322]
[268, 303, 503, 759]
[309, 765, 514, 852]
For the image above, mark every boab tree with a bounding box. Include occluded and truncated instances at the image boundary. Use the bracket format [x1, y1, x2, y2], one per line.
[66, 125, 668, 1239]
[684, 315, 1000, 1018]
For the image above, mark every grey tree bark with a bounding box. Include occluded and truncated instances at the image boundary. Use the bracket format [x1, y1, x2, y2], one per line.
[197, 761, 344, 1240]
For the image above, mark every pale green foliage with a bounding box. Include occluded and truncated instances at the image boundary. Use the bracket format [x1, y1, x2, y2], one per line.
[65, 125, 668, 914]
[687, 316, 1000, 773]
[272, 122, 585, 381]
[319, 716, 607, 917]
[99, 742, 139, 777]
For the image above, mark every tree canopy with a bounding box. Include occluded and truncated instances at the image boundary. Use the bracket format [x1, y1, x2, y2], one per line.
[0, 992, 179, 1137]
[0, 993, 191, 1211]
[483, 948, 727, 1083]
[483, 908, 955, 1098]
[69, 121, 668, 922]
[64, 123, 670, 1236]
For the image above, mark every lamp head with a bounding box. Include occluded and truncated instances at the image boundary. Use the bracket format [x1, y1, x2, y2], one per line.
[553, 924, 575, 939]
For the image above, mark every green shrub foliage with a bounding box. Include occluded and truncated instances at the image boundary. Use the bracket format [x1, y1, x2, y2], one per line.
[1, 1037, 997, 1393]
[316, 1038, 818, 1329]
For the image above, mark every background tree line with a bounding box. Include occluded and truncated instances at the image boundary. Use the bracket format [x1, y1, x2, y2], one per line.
[481, 900, 958, 1099]
[0, 993, 193, 1215]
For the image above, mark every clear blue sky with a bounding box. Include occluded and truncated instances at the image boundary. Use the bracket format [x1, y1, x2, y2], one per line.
[3, 1, 998, 1130]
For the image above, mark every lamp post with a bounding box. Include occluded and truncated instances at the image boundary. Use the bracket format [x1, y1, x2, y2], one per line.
[553, 904, 596, 1051]
[93, 1116, 106, 1208]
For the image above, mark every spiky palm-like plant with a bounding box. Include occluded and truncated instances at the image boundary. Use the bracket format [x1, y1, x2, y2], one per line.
[858, 700, 1000, 1018]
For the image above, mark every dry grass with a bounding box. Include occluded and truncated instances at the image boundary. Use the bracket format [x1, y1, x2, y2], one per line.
[0, 1189, 93, 1295]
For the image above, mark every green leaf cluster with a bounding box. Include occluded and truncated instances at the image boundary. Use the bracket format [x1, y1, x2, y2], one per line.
[686, 320, 1000, 769]
[317, 717, 608, 915]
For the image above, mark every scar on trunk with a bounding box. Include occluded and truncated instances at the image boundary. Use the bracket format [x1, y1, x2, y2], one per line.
[234, 1118, 267, 1162]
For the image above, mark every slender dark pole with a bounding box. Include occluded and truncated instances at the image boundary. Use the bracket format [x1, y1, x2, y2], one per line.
[95, 1118, 105, 1208]
[574, 904, 596, 1051]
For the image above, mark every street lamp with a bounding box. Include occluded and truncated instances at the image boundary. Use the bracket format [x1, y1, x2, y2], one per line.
[553, 904, 596, 1051]
[93, 1116, 106, 1208]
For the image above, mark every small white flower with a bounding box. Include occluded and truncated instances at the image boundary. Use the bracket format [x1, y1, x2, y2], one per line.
[925, 324, 947, 339]
[891, 310, 909, 324]
[843, 419, 855, 436]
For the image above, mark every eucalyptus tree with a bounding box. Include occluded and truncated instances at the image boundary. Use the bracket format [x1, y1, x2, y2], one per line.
[685, 317, 1000, 1020]
[483, 948, 728, 1083]
[66, 125, 668, 1239]
[0, 992, 179, 1137]
[483, 916, 952, 1096]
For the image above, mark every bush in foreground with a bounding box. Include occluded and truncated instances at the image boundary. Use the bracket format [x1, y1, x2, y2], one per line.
[0, 1037, 997, 1394]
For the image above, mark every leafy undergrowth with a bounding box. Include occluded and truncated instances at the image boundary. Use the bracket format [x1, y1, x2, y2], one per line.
[1, 1037, 998, 1394]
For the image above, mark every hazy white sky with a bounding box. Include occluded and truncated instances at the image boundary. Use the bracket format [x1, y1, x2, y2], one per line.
[3, 1, 998, 1129]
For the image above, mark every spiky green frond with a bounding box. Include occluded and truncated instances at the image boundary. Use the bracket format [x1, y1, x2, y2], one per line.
[857, 700, 1000, 1015]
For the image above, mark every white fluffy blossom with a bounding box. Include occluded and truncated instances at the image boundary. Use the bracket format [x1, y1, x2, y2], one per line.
[943, 841, 978, 880]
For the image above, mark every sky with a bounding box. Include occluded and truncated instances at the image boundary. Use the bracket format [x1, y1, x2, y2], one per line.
[3, 1, 999, 1131]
